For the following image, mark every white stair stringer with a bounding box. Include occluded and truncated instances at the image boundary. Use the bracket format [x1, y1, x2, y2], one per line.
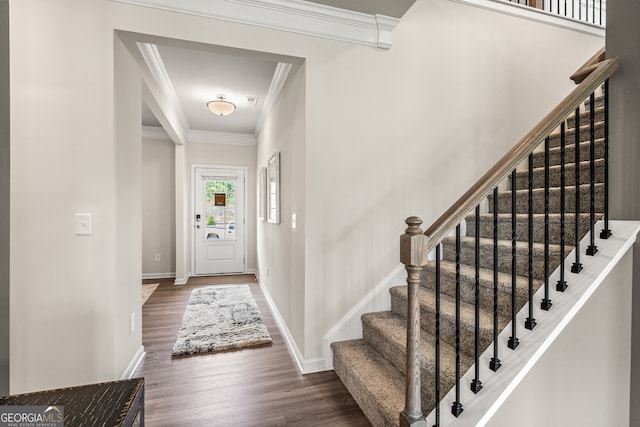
[430, 220, 640, 427]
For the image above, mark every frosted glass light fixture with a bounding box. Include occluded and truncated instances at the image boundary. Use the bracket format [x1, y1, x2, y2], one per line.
[207, 94, 236, 116]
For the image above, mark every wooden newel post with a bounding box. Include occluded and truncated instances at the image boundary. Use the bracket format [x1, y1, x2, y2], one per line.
[399, 217, 429, 427]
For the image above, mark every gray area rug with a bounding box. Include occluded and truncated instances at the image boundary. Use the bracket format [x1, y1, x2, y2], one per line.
[172, 285, 272, 357]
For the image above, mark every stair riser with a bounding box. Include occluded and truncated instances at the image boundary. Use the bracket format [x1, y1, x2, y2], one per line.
[466, 214, 596, 246]
[532, 139, 604, 168]
[566, 107, 604, 129]
[512, 159, 604, 190]
[548, 122, 604, 148]
[440, 237, 564, 280]
[332, 349, 401, 427]
[362, 324, 440, 408]
[390, 289, 497, 358]
[585, 95, 605, 110]
[489, 184, 604, 215]
[421, 263, 531, 319]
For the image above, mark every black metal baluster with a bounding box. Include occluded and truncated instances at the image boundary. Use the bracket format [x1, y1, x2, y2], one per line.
[508, 170, 519, 350]
[564, 0, 567, 16]
[490, 187, 501, 371]
[452, 225, 463, 417]
[541, 137, 553, 311]
[435, 244, 441, 427]
[572, 107, 583, 274]
[587, 91, 598, 256]
[471, 206, 483, 393]
[572, 0, 575, 18]
[525, 154, 536, 330]
[600, 80, 612, 239]
[556, 0, 560, 15]
[557, 122, 568, 292]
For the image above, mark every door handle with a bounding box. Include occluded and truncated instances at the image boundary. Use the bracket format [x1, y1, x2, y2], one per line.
[196, 225, 201, 229]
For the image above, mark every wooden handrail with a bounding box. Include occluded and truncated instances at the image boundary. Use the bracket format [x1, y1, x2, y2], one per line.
[571, 47, 606, 84]
[424, 56, 619, 250]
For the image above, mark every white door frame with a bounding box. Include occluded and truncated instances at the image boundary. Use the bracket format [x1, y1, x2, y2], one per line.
[191, 164, 248, 275]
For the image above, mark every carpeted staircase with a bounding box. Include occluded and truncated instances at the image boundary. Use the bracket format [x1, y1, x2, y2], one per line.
[331, 96, 606, 426]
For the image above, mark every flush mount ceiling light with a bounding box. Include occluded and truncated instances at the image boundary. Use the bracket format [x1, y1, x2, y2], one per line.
[207, 95, 236, 116]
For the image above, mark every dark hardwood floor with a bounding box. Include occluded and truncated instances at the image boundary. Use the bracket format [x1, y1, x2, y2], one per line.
[136, 275, 370, 426]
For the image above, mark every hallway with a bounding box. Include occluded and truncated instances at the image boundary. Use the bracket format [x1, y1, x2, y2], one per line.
[135, 275, 370, 426]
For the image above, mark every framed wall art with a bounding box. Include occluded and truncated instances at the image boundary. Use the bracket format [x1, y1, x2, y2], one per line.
[258, 167, 266, 221]
[267, 152, 280, 224]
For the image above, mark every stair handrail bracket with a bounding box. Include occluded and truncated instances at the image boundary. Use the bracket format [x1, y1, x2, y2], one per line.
[399, 216, 430, 427]
[423, 56, 619, 253]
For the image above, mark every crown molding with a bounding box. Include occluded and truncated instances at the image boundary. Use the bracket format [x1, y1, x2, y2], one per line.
[255, 62, 292, 136]
[137, 42, 192, 136]
[142, 126, 257, 145]
[189, 130, 257, 146]
[111, 0, 400, 49]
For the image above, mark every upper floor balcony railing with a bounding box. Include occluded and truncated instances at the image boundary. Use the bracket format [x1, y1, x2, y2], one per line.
[507, 0, 605, 26]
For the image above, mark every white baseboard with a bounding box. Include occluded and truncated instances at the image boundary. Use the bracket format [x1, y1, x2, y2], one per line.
[121, 345, 145, 379]
[322, 264, 407, 369]
[174, 272, 191, 285]
[247, 268, 257, 275]
[142, 272, 176, 280]
[255, 273, 330, 374]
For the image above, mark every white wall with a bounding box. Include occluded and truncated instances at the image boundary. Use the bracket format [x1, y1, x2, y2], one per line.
[9, 0, 143, 393]
[142, 137, 176, 276]
[8, 0, 604, 393]
[301, 0, 603, 358]
[0, 0, 9, 397]
[257, 62, 306, 350]
[487, 251, 633, 427]
[606, 0, 640, 423]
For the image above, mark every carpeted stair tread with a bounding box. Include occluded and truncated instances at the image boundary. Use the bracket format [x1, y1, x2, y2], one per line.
[421, 260, 540, 318]
[512, 158, 604, 190]
[489, 183, 604, 214]
[389, 285, 507, 357]
[465, 213, 598, 245]
[440, 235, 565, 280]
[362, 311, 473, 390]
[331, 339, 411, 427]
[531, 138, 604, 168]
[548, 121, 604, 148]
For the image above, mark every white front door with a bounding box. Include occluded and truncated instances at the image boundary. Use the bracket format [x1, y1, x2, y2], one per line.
[194, 167, 245, 275]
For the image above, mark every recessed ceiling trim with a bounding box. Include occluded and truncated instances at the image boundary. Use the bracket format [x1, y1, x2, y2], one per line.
[111, 0, 400, 49]
[255, 62, 292, 137]
[137, 43, 192, 137]
[188, 130, 257, 146]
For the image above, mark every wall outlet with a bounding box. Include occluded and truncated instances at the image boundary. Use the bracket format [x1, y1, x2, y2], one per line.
[154, 254, 161, 262]
[130, 312, 135, 333]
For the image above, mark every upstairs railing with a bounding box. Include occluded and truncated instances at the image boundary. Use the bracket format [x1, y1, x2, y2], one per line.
[506, 0, 606, 26]
[399, 52, 618, 426]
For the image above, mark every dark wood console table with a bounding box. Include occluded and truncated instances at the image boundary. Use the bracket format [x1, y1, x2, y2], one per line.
[0, 377, 144, 426]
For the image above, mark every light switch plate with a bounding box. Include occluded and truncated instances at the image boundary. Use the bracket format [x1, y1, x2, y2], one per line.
[291, 213, 297, 229]
[75, 213, 92, 235]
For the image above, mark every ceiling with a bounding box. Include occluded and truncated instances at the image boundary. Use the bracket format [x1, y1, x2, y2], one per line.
[140, 0, 417, 140]
[142, 45, 279, 135]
